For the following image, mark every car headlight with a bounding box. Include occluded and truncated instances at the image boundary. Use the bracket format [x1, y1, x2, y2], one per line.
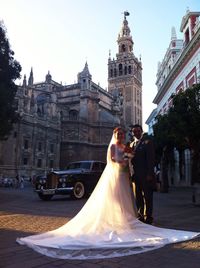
[39, 179, 43, 184]
[59, 177, 67, 183]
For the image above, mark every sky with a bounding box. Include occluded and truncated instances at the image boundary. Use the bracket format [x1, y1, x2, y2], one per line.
[1, 0, 200, 130]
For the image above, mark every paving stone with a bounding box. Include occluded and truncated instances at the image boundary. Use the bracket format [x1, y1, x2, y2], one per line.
[0, 185, 199, 268]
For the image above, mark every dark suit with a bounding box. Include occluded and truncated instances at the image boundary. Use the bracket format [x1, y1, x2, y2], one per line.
[131, 133, 156, 223]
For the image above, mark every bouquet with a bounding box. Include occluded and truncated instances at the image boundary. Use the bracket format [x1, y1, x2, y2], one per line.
[123, 143, 134, 160]
[120, 143, 134, 173]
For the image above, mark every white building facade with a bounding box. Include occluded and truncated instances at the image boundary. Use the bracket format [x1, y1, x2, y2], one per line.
[146, 10, 200, 187]
[153, 10, 200, 116]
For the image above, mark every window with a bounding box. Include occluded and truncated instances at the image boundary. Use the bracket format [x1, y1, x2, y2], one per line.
[176, 82, 184, 93]
[37, 159, 42, 168]
[92, 162, 100, 171]
[23, 158, 28, 165]
[24, 139, 29, 149]
[110, 69, 113, 77]
[128, 65, 132, 74]
[186, 67, 197, 87]
[172, 41, 176, 47]
[184, 28, 190, 45]
[69, 110, 78, 120]
[100, 162, 106, 171]
[50, 143, 54, 153]
[49, 160, 54, 168]
[124, 66, 127, 75]
[38, 142, 42, 151]
[119, 64, 123, 76]
[67, 161, 91, 170]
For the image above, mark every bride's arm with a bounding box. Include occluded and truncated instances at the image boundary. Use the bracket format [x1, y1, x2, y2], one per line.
[110, 144, 116, 162]
[110, 144, 127, 166]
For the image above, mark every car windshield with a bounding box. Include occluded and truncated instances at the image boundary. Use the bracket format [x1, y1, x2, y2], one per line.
[67, 162, 91, 170]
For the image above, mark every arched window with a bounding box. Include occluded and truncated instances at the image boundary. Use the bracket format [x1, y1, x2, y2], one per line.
[122, 44, 126, 52]
[119, 64, 123, 76]
[124, 66, 127, 75]
[128, 65, 132, 74]
[69, 110, 78, 120]
[110, 69, 113, 78]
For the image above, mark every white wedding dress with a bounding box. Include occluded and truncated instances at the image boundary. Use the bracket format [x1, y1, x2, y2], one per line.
[17, 135, 199, 260]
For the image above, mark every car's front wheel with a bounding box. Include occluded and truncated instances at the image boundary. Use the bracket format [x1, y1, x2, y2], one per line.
[38, 193, 53, 201]
[72, 181, 85, 199]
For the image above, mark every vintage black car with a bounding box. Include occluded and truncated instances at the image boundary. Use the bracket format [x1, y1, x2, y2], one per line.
[35, 160, 106, 200]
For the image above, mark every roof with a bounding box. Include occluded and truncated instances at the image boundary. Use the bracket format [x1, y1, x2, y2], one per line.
[180, 11, 200, 32]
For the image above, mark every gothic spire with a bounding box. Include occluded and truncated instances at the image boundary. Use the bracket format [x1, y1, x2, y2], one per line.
[23, 75, 27, 87]
[171, 26, 177, 40]
[118, 11, 131, 39]
[117, 11, 134, 55]
[28, 67, 34, 86]
[78, 62, 92, 89]
[82, 62, 91, 77]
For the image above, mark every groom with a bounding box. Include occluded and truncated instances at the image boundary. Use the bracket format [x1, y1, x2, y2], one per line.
[131, 124, 156, 224]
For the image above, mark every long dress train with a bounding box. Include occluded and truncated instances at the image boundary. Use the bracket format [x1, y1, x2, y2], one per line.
[17, 135, 199, 260]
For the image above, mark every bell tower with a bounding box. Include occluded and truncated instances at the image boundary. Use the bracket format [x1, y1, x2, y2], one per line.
[108, 11, 142, 127]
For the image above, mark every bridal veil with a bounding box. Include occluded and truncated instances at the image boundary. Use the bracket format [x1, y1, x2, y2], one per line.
[17, 131, 199, 259]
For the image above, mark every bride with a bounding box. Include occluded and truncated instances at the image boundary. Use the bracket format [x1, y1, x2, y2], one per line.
[17, 127, 199, 259]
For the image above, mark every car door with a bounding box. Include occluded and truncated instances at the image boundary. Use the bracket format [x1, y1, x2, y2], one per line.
[89, 162, 102, 189]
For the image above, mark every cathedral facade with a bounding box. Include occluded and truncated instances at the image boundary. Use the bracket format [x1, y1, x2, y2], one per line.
[0, 64, 121, 178]
[0, 13, 142, 179]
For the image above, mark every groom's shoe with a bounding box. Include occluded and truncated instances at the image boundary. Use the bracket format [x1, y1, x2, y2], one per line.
[138, 216, 145, 223]
[145, 217, 153, 225]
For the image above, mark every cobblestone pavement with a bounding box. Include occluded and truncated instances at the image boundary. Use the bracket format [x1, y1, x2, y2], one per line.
[0, 182, 199, 268]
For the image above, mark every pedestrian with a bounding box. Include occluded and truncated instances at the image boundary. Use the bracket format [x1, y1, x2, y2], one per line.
[15, 174, 19, 188]
[131, 124, 156, 224]
[20, 176, 24, 189]
[154, 164, 161, 192]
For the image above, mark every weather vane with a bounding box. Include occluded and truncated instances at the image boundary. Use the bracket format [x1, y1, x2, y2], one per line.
[123, 11, 130, 19]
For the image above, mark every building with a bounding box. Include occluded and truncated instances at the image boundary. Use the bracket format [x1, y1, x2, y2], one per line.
[58, 63, 120, 169]
[0, 69, 61, 179]
[146, 9, 200, 186]
[145, 108, 157, 135]
[108, 12, 142, 127]
[0, 12, 141, 179]
[153, 10, 200, 116]
[0, 64, 121, 178]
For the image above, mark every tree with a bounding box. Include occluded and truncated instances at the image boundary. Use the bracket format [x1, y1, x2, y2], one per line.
[0, 21, 21, 140]
[153, 114, 175, 192]
[153, 84, 200, 186]
[170, 84, 200, 185]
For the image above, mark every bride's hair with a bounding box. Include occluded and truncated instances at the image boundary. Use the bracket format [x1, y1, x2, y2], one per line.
[113, 126, 125, 134]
